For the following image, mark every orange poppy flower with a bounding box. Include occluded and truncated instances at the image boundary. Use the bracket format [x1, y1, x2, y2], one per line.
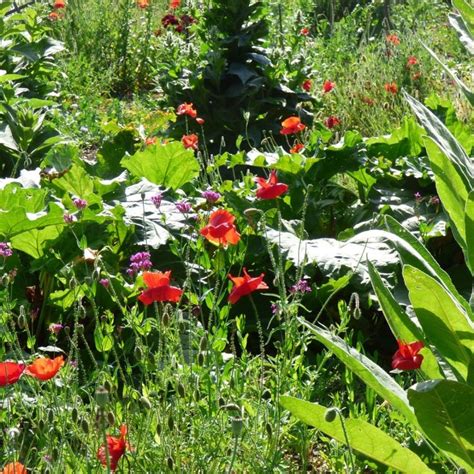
[145, 137, 157, 146]
[386, 34, 400, 45]
[0, 462, 27, 474]
[255, 170, 288, 200]
[182, 134, 198, 150]
[228, 269, 269, 304]
[290, 143, 304, 154]
[384, 82, 398, 94]
[200, 209, 240, 247]
[0, 362, 25, 386]
[138, 271, 183, 305]
[406, 56, 418, 67]
[137, 0, 149, 8]
[300, 27, 310, 36]
[97, 425, 128, 472]
[48, 11, 60, 20]
[322, 80, 335, 93]
[53, 0, 65, 8]
[170, 0, 181, 8]
[280, 116, 306, 135]
[26, 356, 64, 381]
[176, 103, 197, 118]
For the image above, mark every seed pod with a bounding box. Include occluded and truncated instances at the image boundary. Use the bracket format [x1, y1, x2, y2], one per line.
[199, 336, 207, 351]
[71, 407, 79, 423]
[103, 380, 113, 393]
[167, 415, 174, 431]
[197, 352, 204, 366]
[95, 386, 109, 408]
[81, 418, 90, 434]
[353, 307, 362, 320]
[167, 456, 174, 470]
[324, 407, 338, 423]
[140, 396, 152, 410]
[231, 417, 243, 437]
[162, 313, 170, 327]
[134, 346, 143, 360]
[107, 412, 115, 426]
[177, 383, 185, 398]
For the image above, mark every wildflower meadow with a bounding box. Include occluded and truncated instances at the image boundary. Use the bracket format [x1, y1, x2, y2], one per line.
[0, 0, 473, 472]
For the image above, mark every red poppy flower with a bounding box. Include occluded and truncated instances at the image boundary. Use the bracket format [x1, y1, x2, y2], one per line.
[392, 340, 424, 370]
[412, 72, 422, 81]
[280, 116, 306, 135]
[162, 14, 179, 27]
[137, 0, 149, 8]
[170, 0, 180, 8]
[53, 0, 65, 8]
[290, 143, 304, 154]
[145, 137, 157, 146]
[0, 462, 27, 474]
[228, 269, 269, 304]
[300, 27, 310, 36]
[182, 134, 198, 150]
[406, 56, 418, 67]
[200, 209, 240, 247]
[176, 103, 197, 118]
[138, 271, 183, 305]
[386, 34, 400, 45]
[255, 170, 288, 200]
[0, 362, 25, 387]
[26, 356, 64, 381]
[97, 425, 128, 472]
[48, 11, 60, 20]
[322, 80, 335, 93]
[384, 82, 398, 94]
[196, 117, 205, 125]
[324, 116, 341, 129]
[302, 79, 312, 92]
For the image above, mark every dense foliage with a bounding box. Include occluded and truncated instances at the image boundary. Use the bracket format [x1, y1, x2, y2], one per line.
[0, 0, 473, 472]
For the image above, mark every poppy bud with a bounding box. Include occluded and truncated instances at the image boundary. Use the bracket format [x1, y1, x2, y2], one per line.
[265, 422, 272, 437]
[103, 379, 113, 393]
[162, 313, 170, 326]
[95, 386, 109, 408]
[52, 447, 59, 461]
[167, 456, 174, 470]
[218, 397, 226, 407]
[196, 117, 205, 125]
[64, 326, 70, 336]
[197, 352, 204, 366]
[177, 383, 185, 398]
[107, 411, 115, 426]
[134, 346, 143, 360]
[156, 422, 162, 435]
[231, 417, 243, 437]
[199, 336, 207, 351]
[38, 419, 45, 431]
[194, 388, 201, 400]
[81, 418, 89, 433]
[76, 324, 84, 335]
[71, 407, 79, 423]
[324, 407, 338, 422]
[18, 312, 27, 329]
[47, 409, 54, 423]
[140, 396, 152, 409]
[167, 415, 174, 431]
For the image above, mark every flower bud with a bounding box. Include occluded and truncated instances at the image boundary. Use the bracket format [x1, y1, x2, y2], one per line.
[71, 407, 79, 423]
[107, 412, 115, 426]
[167, 456, 174, 470]
[81, 418, 89, 433]
[140, 396, 152, 410]
[177, 383, 185, 398]
[167, 415, 174, 431]
[199, 336, 207, 351]
[95, 386, 109, 408]
[324, 407, 338, 423]
[231, 417, 243, 437]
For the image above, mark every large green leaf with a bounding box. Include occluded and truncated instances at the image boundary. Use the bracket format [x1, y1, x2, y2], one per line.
[11, 226, 63, 259]
[404, 92, 474, 185]
[52, 164, 94, 198]
[280, 396, 433, 473]
[121, 142, 200, 190]
[368, 261, 443, 380]
[299, 318, 417, 425]
[403, 265, 474, 382]
[408, 380, 474, 470]
[384, 216, 473, 320]
[449, 13, 474, 54]
[465, 191, 474, 274]
[453, 0, 474, 33]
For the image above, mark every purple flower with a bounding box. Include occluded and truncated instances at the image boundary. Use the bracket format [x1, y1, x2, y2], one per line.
[271, 302, 280, 315]
[48, 323, 64, 335]
[63, 213, 77, 224]
[73, 198, 87, 210]
[0, 242, 13, 258]
[202, 189, 221, 203]
[414, 192, 422, 201]
[69, 360, 78, 369]
[430, 195, 440, 206]
[290, 278, 311, 294]
[176, 200, 192, 213]
[99, 278, 110, 288]
[127, 251, 152, 276]
[151, 193, 163, 209]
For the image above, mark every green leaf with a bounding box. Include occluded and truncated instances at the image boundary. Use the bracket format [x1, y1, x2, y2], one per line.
[408, 380, 474, 470]
[384, 216, 474, 320]
[465, 191, 474, 274]
[0, 74, 25, 83]
[10, 226, 63, 258]
[121, 142, 200, 190]
[43, 143, 78, 173]
[368, 261, 443, 380]
[280, 396, 433, 473]
[298, 318, 417, 425]
[94, 326, 114, 353]
[453, 0, 474, 33]
[403, 265, 474, 382]
[52, 164, 94, 198]
[449, 13, 474, 54]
